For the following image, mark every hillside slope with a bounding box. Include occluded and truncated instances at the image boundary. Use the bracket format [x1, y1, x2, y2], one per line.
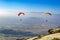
[27, 33, 60, 40]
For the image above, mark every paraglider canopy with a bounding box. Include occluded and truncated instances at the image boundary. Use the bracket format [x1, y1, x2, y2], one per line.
[18, 12, 25, 16]
[41, 12, 52, 16]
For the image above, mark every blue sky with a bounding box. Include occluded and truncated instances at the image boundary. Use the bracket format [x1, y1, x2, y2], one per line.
[0, 0, 60, 17]
[0, 0, 60, 31]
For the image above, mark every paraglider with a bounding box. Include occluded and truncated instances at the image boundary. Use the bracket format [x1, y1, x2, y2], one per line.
[18, 12, 25, 16]
[46, 20, 48, 22]
[41, 12, 52, 22]
[18, 12, 25, 21]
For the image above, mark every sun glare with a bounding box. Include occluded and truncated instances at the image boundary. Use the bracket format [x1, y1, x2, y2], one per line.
[0, 10, 8, 16]
[0, 9, 17, 17]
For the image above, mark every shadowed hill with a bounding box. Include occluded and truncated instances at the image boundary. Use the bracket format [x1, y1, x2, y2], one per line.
[0, 29, 37, 37]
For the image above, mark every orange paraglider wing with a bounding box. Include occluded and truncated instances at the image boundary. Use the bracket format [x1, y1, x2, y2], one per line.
[18, 12, 25, 16]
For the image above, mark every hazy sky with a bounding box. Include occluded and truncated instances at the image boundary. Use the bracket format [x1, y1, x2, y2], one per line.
[0, 0, 60, 17]
[0, 0, 60, 32]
